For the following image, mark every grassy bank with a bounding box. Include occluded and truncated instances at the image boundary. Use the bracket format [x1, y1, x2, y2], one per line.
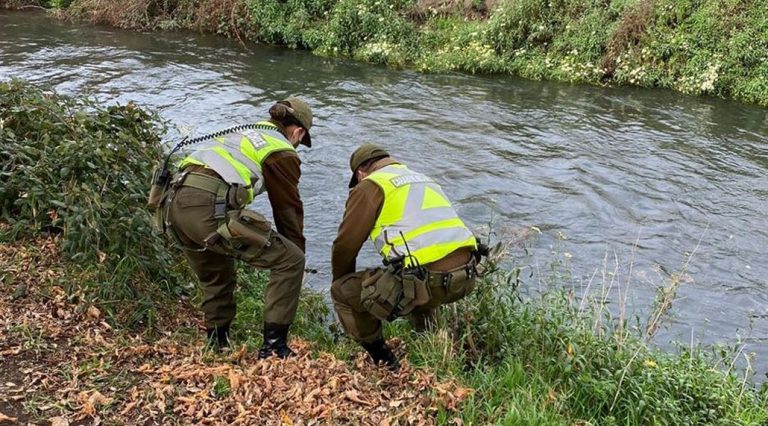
[2, 0, 767, 107]
[2, 81, 768, 424]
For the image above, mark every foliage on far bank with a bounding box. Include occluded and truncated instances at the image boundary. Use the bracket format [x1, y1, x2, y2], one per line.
[0, 80, 185, 327]
[13, 0, 767, 107]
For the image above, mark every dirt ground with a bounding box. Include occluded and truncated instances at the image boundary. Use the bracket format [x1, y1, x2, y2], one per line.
[0, 236, 469, 425]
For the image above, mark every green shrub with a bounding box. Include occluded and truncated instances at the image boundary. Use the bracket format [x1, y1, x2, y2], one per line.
[0, 80, 185, 326]
[246, 0, 336, 48]
[320, 0, 416, 63]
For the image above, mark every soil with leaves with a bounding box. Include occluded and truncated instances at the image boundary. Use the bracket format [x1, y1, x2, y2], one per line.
[0, 235, 470, 425]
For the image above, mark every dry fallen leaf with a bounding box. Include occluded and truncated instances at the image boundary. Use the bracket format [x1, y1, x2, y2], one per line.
[86, 305, 101, 320]
[0, 235, 473, 426]
[228, 369, 242, 391]
[344, 390, 373, 406]
[49, 417, 69, 426]
[280, 409, 293, 425]
[0, 411, 17, 424]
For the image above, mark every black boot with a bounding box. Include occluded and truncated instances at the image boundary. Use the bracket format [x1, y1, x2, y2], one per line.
[205, 323, 230, 351]
[361, 338, 400, 371]
[258, 323, 294, 359]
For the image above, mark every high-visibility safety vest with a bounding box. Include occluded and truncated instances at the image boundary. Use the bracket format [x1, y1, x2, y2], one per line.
[364, 164, 476, 266]
[178, 122, 296, 203]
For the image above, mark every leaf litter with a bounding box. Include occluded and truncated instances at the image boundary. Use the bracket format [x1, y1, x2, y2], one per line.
[0, 234, 472, 424]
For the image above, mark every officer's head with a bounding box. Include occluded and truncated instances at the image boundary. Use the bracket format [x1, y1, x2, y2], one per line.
[349, 143, 390, 188]
[269, 97, 313, 148]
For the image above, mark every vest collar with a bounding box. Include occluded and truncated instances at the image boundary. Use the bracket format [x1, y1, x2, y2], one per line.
[256, 120, 278, 130]
[368, 157, 400, 173]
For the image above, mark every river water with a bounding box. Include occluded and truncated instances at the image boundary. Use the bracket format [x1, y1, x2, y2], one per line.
[2, 11, 766, 376]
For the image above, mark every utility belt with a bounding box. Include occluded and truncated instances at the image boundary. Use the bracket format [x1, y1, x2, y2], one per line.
[173, 170, 249, 218]
[154, 170, 272, 258]
[427, 259, 478, 292]
[361, 256, 479, 322]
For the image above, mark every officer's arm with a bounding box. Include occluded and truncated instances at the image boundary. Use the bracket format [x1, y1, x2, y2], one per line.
[331, 180, 383, 282]
[263, 152, 306, 253]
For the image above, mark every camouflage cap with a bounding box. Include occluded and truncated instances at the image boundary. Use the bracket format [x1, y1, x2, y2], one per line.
[282, 96, 313, 147]
[348, 143, 390, 188]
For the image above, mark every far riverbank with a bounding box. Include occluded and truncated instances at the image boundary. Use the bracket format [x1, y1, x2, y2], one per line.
[2, 0, 767, 107]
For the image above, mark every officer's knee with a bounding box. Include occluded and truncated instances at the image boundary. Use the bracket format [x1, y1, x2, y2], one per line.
[331, 271, 365, 305]
[330, 278, 345, 304]
[274, 235, 305, 273]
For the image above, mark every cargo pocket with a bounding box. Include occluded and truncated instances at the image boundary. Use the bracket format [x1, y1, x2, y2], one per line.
[445, 271, 476, 304]
[399, 271, 430, 315]
[174, 190, 216, 208]
[361, 269, 402, 321]
[219, 209, 273, 260]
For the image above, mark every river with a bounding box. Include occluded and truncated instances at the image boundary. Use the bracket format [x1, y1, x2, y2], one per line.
[1, 11, 766, 377]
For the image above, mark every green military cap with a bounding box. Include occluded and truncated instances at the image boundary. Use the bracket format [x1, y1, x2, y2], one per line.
[282, 96, 313, 147]
[348, 143, 390, 188]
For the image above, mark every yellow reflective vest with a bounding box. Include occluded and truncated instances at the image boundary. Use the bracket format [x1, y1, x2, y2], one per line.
[364, 164, 477, 266]
[178, 122, 295, 203]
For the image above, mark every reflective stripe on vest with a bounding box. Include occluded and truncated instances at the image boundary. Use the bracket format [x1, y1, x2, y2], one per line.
[365, 164, 476, 266]
[178, 122, 296, 203]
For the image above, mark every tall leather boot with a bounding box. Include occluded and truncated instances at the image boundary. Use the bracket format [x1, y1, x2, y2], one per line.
[258, 323, 295, 359]
[361, 338, 400, 371]
[205, 323, 230, 352]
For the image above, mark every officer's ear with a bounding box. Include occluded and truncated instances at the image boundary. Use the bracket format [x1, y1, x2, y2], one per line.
[356, 168, 367, 182]
[288, 126, 305, 147]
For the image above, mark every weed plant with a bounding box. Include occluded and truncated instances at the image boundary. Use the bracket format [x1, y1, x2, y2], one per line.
[398, 244, 768, 424]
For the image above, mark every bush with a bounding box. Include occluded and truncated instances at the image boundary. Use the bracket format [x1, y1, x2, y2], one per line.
[0, 80, 185, 326]
[321, 0, 416, 62]
[246, 0, 335, 48]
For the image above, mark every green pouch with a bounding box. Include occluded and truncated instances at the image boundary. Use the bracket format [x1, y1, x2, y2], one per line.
[147, 165, 169, 211]
[151, 186, 173, 234]
[361, 269, 402, 321]
[218, 209, 272, 259]
[444, 268, 476, 303]
[227, 184, 249, 209]
[399, 270, 430, 315]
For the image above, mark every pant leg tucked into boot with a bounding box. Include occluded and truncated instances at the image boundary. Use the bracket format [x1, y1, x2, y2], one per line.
[361, 338, 399, 371]
[258, 322, 294, 359]
[205, 323, 230, 351]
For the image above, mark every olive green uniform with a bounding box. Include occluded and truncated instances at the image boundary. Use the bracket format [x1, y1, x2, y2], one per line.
[167, 158, 305, 329]
[331, 157, 476, 344]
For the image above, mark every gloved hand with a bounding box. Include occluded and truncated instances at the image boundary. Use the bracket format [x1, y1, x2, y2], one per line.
[475, 237, 491, 258]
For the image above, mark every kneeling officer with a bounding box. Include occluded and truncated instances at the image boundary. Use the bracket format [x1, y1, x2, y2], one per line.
[331, 144, 481, 369]
[154, 98, 313, 358]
